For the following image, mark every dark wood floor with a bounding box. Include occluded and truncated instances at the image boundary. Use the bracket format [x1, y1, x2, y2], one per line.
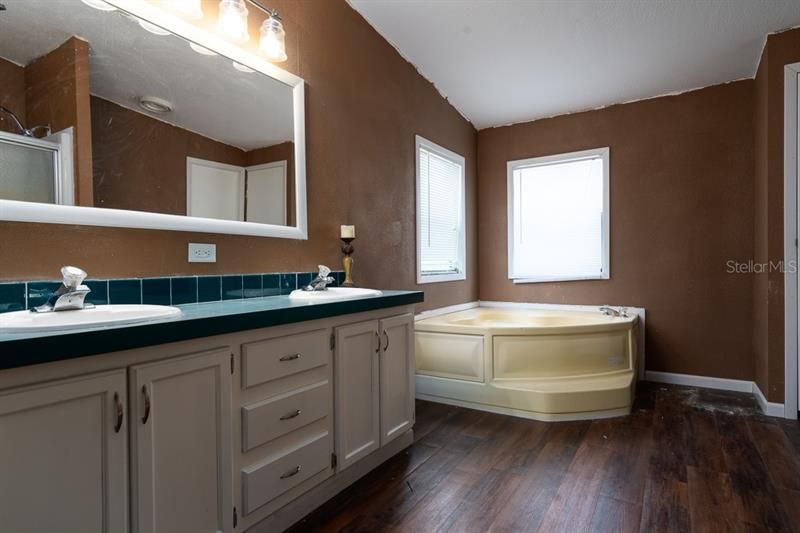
[291, 383, 800, 532]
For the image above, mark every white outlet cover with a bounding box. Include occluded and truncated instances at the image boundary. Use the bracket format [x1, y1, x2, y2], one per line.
[188, 243, 217, 263]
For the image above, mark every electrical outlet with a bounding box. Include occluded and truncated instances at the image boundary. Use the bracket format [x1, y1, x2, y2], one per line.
[188, 243, 216, 263]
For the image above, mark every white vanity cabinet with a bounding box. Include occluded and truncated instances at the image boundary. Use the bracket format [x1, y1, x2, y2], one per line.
[0, 369, 128, 533]
[378, 313, 415, 446]
[0, 301, 418, 533]
[334, 313, 415, 471]
[130, 348, 233, 533]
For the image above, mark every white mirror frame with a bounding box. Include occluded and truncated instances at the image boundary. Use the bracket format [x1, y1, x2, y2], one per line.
[0, 0, 307, 239]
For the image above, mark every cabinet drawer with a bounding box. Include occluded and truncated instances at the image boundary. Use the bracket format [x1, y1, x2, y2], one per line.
[242, 432, 331, 515]
[242, 380, 330, 451]
[242, 329, 329, 388]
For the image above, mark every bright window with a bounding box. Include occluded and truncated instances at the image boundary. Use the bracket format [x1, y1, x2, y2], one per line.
[416, 135, 466, 284]
[507, 147, 609, 283]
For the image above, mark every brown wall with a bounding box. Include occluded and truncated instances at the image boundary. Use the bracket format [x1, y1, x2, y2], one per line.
[0, 57, 25, 135]
[478, 81, 755, 380]
[0, 0, 478, 312]
[752, 27, 800, 402]
[91, 96, 247, 215]
[25, 37, 94, 206]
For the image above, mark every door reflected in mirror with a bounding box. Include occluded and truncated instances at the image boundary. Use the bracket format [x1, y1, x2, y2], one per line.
[0, 0, 297, 227]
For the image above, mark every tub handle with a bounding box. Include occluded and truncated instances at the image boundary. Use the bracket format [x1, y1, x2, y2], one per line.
[382, 329, 389, 352]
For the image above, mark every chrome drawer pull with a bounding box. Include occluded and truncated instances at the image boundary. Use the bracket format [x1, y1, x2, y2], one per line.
[280, 409, 302, 421]
[279, 353, 301, 362]
[280, 465, 302, 479]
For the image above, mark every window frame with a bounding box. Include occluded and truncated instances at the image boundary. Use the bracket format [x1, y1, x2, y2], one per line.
[415, 135, 467, 284]
[507, 147, 610, 284]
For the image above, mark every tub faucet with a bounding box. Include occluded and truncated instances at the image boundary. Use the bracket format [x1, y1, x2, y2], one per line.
[32, 266, 93, 313]
[303, 265, 335, 291]
[599, 305, 628, 318]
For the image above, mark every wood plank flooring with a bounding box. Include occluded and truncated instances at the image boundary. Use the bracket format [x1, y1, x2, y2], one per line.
[289, 383, 800, 532]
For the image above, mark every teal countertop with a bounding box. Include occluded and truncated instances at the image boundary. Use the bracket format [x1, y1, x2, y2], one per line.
[0, 290, 423, 370]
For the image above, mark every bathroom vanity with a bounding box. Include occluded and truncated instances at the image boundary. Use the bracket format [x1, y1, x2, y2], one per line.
[0, 291, 422, 533]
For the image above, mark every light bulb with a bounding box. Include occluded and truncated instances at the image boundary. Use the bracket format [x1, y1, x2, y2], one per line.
[259, 14, 287, 62]
[81, 0, 116, 11]
[217, 0, 249, 43]
[164, 0, 203, 19]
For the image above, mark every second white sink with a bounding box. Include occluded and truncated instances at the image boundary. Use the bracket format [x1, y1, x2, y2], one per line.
[289, 287, 383, 302]
[0, 304, 182, 333]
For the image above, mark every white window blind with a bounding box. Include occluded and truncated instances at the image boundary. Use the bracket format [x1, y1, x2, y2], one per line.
[508, 148, 609, 282]
[416, 136, 466, 283]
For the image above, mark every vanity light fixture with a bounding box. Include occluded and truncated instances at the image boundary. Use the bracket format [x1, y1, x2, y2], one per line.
[164, 0, 203, 20]
[258, 8, 287, 62]
[81, 0, 117, 11]
[217, 0, 250, 43]
[137, 96, 173, 114]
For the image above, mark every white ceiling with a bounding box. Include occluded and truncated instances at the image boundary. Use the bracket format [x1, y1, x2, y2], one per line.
[0, 0, 294, 150]
[349, 0, 800, 129]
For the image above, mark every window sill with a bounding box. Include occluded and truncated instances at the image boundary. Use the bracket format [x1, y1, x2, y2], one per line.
[417, 272, 466, 284]
[511, 274, 609, 284]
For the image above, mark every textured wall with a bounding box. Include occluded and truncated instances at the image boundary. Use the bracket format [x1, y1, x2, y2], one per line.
[752, 27, 800, 402]
[478, 81, 755, 380]
[0, 0, 479, 312]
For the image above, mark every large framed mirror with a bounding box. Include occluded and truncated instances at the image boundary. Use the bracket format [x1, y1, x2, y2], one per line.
[0, 0, 307, 239]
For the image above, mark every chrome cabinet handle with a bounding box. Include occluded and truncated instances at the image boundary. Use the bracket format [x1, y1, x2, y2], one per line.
[280, 409, 302, 421]
[113, 392, 124, 433]
[279, 353, 301, 362]
[141, 385, 151, 424]
[280, 465, 302, 479]
[382, 329, 389, 352]
[375, 330, 380, 353]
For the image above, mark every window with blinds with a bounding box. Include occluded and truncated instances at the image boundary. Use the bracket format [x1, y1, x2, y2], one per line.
[508, 148, 610, 283]
[416, 135, 466, 284]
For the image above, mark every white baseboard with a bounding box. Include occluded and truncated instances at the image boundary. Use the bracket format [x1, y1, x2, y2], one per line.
[752, 382, 786, 417]
[646, 370, 787, 418]
[645, 370, 753, 392]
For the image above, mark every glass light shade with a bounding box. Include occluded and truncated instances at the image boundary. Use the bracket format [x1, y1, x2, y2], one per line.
[164, 0, 203, 19]
[217, 0, 249, 43]
[259, 15, 287, 62]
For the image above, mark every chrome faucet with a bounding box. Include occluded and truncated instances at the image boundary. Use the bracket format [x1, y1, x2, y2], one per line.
[33, 266, 93, 313]
[599, 305, 628, 318]
[303, 265, 335, 291]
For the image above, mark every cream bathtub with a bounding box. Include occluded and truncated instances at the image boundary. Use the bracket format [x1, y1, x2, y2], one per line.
[415, 307, 639, 421]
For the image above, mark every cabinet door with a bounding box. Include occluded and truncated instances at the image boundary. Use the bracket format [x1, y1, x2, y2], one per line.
[379, 313, 415, 446]
[0, 370, 128, 533]
[131, 348, 233, 533]
[334, 319, 380, 471]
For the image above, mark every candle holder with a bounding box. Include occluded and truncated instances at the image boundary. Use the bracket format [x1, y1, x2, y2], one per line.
[341, 237, 355, 287]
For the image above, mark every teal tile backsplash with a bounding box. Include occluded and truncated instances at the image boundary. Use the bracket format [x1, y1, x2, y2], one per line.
[0, 271, 343, 313]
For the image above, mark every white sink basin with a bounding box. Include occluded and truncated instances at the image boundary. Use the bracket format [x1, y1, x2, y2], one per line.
[289, 287, 383, 302]
[0, 305, 182, 333]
